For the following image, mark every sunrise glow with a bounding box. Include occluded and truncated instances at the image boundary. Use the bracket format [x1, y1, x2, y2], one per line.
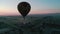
[0, 0, 60, 16]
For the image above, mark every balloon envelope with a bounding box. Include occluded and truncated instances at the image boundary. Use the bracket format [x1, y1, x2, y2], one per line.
[17, 2, 31, 18]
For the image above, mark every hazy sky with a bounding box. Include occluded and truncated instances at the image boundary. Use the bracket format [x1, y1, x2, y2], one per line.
[0, 0, 60, 16]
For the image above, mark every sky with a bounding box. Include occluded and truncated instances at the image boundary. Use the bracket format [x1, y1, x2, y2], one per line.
[0, 0, 60, 16]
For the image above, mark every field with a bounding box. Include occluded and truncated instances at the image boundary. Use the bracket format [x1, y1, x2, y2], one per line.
[0, 13, 60, 34]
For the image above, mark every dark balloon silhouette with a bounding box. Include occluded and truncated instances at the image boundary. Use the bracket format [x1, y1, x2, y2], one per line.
[17, 2, 31, 18]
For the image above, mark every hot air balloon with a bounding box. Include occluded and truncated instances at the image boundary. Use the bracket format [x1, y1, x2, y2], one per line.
[17, 2, 31, 19]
